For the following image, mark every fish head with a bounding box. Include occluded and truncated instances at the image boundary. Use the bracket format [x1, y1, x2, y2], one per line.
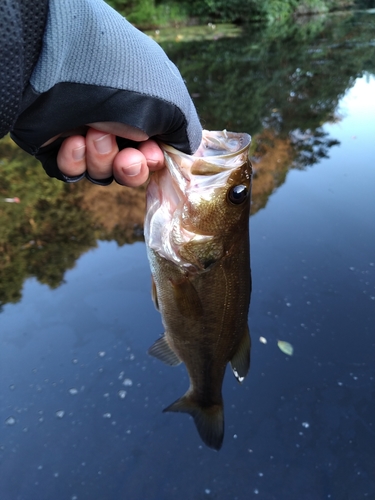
[145, 130, 252, 272]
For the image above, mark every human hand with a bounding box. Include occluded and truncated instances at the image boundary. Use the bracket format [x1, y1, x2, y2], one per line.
[54, 123, 165, 187]
[10, 0, 202, 186]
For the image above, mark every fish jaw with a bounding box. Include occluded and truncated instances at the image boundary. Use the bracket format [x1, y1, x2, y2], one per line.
[144, 130, 252, 271]
[145, 168, 208, 271]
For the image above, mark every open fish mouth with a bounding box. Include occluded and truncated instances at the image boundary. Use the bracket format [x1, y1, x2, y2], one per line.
[144, 130, 251, 268]
[163, 129, 251, 183]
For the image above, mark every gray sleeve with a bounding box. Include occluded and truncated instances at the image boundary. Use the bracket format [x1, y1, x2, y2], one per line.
[0, 0, 48, 138]
[10, 0, 202, 181]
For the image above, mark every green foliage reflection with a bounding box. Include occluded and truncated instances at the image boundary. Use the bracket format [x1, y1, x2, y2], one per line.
[162, 12, 375, 144]
[0, 12, 374, 308]
[0, 136, 96, 307]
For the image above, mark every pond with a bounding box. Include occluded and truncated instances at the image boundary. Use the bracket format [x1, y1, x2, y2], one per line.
[0, 10, 374, 500]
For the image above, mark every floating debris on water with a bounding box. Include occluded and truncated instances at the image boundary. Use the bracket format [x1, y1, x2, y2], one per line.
[55, 410, 65, 418]
[69, 388, 78, 395]
[259, 336, 267, 344]
[123, 378, 133, 387]
[98, 351, 106, 357]
[5, 416, 16, 426]
[277, 340, 294, 356]
[2, 197, 20, 203]
[118, 390, 127, 399]
[103, 413, 111, 419]
[302, 422, 310, 428]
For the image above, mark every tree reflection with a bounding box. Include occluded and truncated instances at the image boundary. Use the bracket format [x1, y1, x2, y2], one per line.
[1, 11, 374, 307]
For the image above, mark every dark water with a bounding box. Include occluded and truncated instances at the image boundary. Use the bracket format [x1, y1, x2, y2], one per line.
[1, 11, 374, 500]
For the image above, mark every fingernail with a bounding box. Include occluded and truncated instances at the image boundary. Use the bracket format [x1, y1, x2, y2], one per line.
[73, 145, 86, 161]
[147, 159, 158, 168]
[94, 134, 112, 154]
[122, 163, 142, 177]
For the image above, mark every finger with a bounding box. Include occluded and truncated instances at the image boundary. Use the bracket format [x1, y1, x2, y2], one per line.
[138, 139, 165, 171]
[87, 121, 148, 142]
[113, 148, 150, 187]
[57, 135, 87, 177]
[85, 128, 119, 180]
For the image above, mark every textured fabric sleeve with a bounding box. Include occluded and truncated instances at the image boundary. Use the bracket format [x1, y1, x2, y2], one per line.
[10, 0, 202, 182]
[0, 0, 48, 138]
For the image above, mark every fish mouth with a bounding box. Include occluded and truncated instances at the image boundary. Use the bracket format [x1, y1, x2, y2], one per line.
[144, 130, 251, 267]
[144, 161, 197, 267]
[160, 130, 251, 205]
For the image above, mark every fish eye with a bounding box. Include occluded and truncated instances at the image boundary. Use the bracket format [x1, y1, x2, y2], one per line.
[228, 185, 248, 205]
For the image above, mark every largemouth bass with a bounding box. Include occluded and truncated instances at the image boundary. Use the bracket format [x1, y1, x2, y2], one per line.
[144, 130, 252, 450]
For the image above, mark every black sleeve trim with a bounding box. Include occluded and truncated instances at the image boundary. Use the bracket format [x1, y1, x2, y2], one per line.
[12, 82, 192, 152]
[10, 82, 192, 182]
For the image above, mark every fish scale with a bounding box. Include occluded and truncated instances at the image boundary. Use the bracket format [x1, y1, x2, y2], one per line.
[144, 130, 252, 450]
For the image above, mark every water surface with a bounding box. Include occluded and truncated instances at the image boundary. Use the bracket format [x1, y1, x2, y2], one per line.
[0, 11, 374, 500]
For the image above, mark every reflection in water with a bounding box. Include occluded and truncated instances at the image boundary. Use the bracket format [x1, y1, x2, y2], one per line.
[144, 132, 252, 450]
[0, 11, 374, 308]
[0, 12, 374, 500]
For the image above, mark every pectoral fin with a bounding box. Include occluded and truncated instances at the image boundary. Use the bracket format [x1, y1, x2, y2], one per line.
[169, 276, 204, 320]
[230, 325, 251, 383]
[151, 275, 159, 310]
[163, 394, 224, 451]
[148, 334, 181, 366]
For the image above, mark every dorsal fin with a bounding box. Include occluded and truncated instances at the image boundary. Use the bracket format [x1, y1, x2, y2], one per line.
[148, 334, 181, 366]
[230, 325, 251, 383]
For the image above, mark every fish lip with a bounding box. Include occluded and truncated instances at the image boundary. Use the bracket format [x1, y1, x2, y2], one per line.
[160, 130, 251, 186]
[161, 130, 251, 162]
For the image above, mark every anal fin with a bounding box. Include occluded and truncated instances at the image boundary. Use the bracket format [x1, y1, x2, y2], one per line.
[148, 334, 181, 366]
[230, 324, 251, 383]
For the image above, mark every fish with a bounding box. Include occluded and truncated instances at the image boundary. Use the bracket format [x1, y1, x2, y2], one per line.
[144, 130, 252, 450]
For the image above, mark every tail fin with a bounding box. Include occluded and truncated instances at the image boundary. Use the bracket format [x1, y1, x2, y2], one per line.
[163, 394, 224, 451]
